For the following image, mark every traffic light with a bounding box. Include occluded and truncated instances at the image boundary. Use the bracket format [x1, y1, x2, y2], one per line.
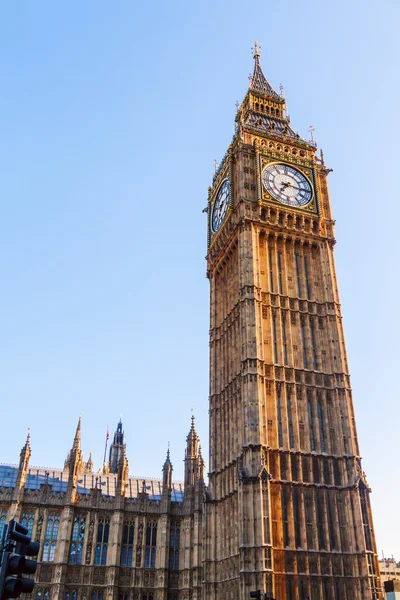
[0, 520, 40, 599]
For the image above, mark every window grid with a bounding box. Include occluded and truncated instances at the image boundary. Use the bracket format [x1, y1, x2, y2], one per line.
[282, 317, 288, 366]
[269, 247, 274, 293]
[95, 517, 109, 566]
[310, 323, 317, 370]
[0, 508, 7, 543]
[91, 592, 103, 600]
[287, 394, 294, 449]
[36, 590, 50, 600]
[301, 322, 307, 369]
[277, 250, 283, 294]
[316, 491, 326, 549]
[281, 487, 289, 547]
[42, 514, 59, 562]
[144, 521, 157, 568]
[308, 401, 315, 451]
[318, 401, 326, 453]
[272, 314, 278, 364]
[293, 488, 301, 548]
[168, 522, 180, 570]
[121, 520, 135, 567]
[295, 253, 301, 297]
[304, 255, 310, 299]
[69, 515, 85, 564]
[65, 591, 77, 600]
[277, 394, 283, 448]
[21, 512, 35, 538]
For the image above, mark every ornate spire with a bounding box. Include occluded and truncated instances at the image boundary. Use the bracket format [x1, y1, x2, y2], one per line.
[108, 418, 126, 474]
[64, 417, 84, 473]
[250, 41, 281, 99]
[73, 415, 81, 450]
[85, 452, 93, 473]
[184, 413, 203, 488]
[18, 429, 31, 472]
[162, 445, 173, 492]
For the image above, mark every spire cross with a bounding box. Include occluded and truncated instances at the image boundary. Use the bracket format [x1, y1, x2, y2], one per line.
[309, 125, 315, 142]
[252, 41, 261, 59]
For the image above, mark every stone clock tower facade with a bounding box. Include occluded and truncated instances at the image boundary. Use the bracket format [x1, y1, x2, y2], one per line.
[204, 45, 382, 600]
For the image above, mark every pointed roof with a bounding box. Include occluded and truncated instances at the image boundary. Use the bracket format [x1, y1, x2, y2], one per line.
[187, 412, 199, 442]
[250, 41, 281, 100]
[23, 429, 31, 452]
[73, 416, 81, 450]
[163, 445, 173, 470]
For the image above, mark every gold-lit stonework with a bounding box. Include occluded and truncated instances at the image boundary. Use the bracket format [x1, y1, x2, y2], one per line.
[204, 45, 382, 600]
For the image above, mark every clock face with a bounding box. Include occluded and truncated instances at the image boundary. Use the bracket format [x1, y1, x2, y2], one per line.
[262, 163, 312, 207]
[212, 179, 230, 232]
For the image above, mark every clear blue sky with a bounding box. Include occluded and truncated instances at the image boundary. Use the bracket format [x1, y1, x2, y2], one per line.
[1, 0, 399, 558]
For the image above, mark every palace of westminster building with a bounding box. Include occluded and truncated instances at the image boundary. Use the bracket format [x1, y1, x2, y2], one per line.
[0, 46, 383, 600]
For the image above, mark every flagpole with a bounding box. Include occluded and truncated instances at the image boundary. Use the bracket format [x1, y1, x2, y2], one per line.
[103, 425, 109, 466]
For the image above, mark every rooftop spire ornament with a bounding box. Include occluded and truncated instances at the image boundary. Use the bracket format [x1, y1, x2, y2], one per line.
[309, 124, 316, 143]
[252, 40, 261, 59]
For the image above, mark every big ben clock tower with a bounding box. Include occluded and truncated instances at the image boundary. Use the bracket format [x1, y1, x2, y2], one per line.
[204, 44, 382, 600]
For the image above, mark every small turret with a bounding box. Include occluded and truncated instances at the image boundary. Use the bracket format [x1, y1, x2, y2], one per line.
[184, 414, 204, 487]
[116, 449, 129, 497]
[65, 417, 85, 499]
[85, 452, 93, 473]
[13, 430, 31, 501]
[162, 446, 173, 492]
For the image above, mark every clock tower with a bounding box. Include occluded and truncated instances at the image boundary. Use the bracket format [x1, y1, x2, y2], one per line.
[204, 44, 382, 600]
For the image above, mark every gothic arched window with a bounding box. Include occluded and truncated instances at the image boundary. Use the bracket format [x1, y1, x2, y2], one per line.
[69, 514, 86, 564]
[120, 520, 134, 567]
[144, 521, 157, 568]
[0, 509, 7, 541]
[168, 522, 180, 570]
[21, 512, 35, 537]
[42, 514, 60, 562]
[91, 592, 103, 600]
[95, 517, 109, 566]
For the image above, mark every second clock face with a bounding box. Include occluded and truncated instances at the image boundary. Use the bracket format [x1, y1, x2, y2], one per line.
[262, 163, 312, 207]
[212, 179, 230, 232]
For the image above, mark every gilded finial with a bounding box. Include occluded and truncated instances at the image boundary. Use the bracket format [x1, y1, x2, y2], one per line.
[252, 41, 261, 59]
[309, 125, 315, 143]
[235, 101, 239, 112]
[279, 83, 284, 97]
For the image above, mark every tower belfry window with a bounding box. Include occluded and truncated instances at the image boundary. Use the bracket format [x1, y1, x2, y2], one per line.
[301, 322, 307, 369]
[282, 317, 288, 366]
[308, 401, 315, 451]
[304, 255, 310, 299]
[287, 394, 294, 448]
[318, 401, 326, 452]
[277, 393, 283, 448]
[277, 250, 283, 294]
[295, 253, 301, 297]
[310, 322, 317, 370]
[272, 314, 278, 364]
[269, 246, 274, 293]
